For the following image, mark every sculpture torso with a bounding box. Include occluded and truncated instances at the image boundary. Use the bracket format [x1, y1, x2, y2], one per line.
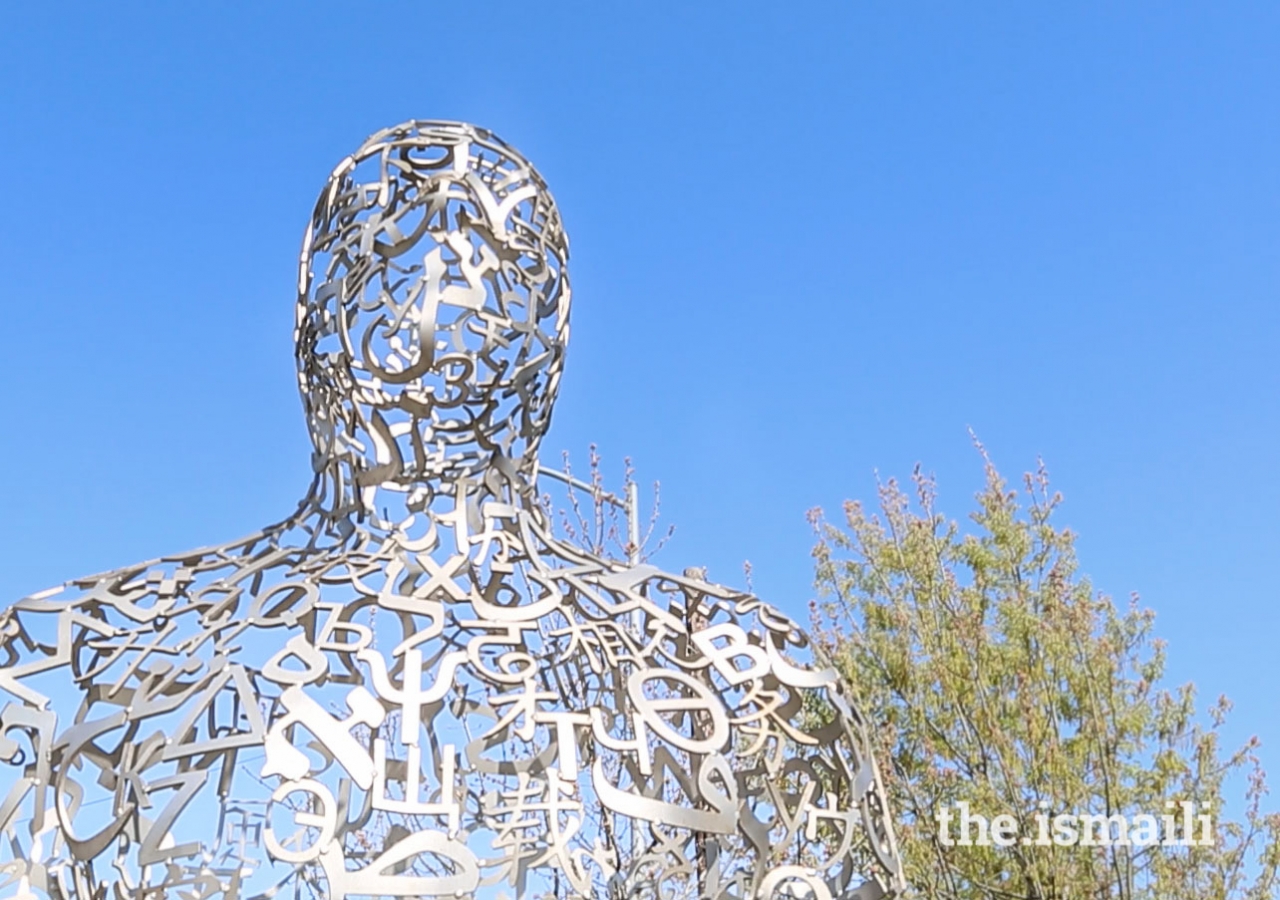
[0, 121, 903, 899]
[0, 485, 899, 899]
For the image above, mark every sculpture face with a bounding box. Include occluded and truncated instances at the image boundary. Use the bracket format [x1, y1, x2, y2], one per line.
[0, 122, 906, 900]
[296, 121, 571, 484]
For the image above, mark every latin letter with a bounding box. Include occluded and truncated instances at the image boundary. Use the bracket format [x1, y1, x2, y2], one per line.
[1129, 814, 1158, 846]
[957, 802, 988, 847]
[936, 805, 954, 846]
[1197, 805, 1214, 846]
[1052, 814, 1077, 846]
[990, 814, 1017, 847]
[1034, 803, 1051, 846]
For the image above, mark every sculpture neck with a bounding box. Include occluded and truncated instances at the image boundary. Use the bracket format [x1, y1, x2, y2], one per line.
[288, 454, 544, 548]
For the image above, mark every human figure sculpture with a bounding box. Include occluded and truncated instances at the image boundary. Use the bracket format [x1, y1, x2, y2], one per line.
[0, 121, 905, 900]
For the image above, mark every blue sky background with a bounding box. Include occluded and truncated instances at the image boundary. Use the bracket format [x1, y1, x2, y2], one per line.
[0, 2, 1276, 774]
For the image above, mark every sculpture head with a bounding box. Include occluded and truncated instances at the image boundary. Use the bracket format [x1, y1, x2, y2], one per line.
[295, 121, 570, 491]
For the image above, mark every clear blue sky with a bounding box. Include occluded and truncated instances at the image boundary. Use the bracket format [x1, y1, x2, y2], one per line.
[1, 2, 1276, 770]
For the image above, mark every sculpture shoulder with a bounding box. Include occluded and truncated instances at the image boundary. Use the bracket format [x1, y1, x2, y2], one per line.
[11, 525, 338, 614]
[590, 560, 842, 693]
[0, 527, 336, 706]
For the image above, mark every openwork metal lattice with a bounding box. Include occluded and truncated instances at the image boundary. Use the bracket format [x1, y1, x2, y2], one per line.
[0, 121, 905, 900]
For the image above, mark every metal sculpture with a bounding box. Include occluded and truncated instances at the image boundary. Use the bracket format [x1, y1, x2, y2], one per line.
[0, 121, 905, 900]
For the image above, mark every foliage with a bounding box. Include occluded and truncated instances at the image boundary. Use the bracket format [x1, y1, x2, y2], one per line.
[808, 448, 1280, 899]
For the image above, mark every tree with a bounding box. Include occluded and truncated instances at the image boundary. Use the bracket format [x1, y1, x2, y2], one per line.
[807, 448, 1280, 899]
[538, 444, 673, 563]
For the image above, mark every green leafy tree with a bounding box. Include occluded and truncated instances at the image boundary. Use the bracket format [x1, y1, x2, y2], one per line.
[808, 448, 1280, 899]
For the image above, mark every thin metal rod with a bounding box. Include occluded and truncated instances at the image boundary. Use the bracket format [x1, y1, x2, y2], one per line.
[626, 480, 640, 567]
[536, 465, 628, 511]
